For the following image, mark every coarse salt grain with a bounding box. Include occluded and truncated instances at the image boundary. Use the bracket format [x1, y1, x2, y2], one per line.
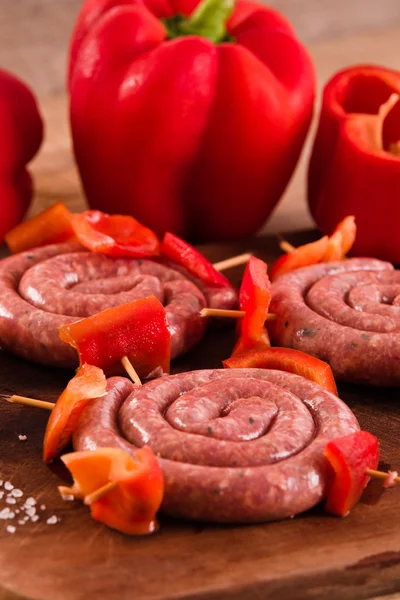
[26, 507, 36, 517]
[4, 482, 13, 491]
[31, 515, 39, 523]
[6, 497, 16, 505]
[0, 508, 10, 519]
[11, 489, 23, 498]
[0, 492, 4, 500]
[46, 516, 58, 525]
[0, 480, 3, 487]
[18, 520, 25, 525]
[25, 497, 36, 506]
[18, 435, 27, 441]
[7, 512, 15, 520]
[40, 504, 46, 511]
[61, 494, 74, 502]
[6, 525, 16, 534]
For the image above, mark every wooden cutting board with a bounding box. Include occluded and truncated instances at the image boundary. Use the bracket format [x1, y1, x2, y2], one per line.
[1, 231, 400, 600]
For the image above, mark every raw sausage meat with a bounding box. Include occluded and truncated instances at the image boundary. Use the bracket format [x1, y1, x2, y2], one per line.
[74, 369, 359, 522]
[0, 243, 237, 368]
[270, 258, 400, 385]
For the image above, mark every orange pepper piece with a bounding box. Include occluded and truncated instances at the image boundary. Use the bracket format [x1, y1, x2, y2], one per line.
[223, 346, 338, 395]
[5, 201, 75, 254]
[270, 236, 329, 281]
[59, 296, 171, 378]
[324, 431, 379, 517]
[70, 210, 160, 258]
[61, 446, 164, 535]
[331, 215, 356, 256]
[43, 364, 107, 462]
[231, 256, 271, 356]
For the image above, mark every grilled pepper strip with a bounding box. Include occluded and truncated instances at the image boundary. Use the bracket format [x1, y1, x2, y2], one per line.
[61, 446, 164, 535]
[231, 256, 271, 356]
[43, 364, 107, 462]
[160, 232, 231, 287]
[70, 210, 160, 258]
[224, 347, 338, 395]
[59, 296, 171, 378]
[5, 202, 75, 254]
[324, 431, 379, 517]
[308, 66, 400, 263]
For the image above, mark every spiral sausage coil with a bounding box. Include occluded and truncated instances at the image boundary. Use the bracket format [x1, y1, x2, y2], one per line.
[74, 369, 359, 522]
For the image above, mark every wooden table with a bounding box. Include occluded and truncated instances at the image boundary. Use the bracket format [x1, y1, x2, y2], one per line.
[2, 232, 400, 600]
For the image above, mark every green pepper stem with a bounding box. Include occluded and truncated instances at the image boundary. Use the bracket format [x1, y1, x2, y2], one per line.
[163, 0, 235, 43]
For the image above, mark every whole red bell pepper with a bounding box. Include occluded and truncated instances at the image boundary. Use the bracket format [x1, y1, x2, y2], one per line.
[0, 69, 43, 244]
[68, 0, 315, 242]
[308, 65, 400, 263]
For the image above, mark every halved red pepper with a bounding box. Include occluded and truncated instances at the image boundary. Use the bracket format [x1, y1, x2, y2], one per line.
[43, 363, 107, 462]
[5, 201, 75, 254]
[160, 232, 231, 287]
[59, 296, 171, 378]
[223, 347, 338, 395]
[61, 446, 164, 535]
[70, 210, 160, 258]
[324, 431, 379, 517]
[231, 256, 271, 356]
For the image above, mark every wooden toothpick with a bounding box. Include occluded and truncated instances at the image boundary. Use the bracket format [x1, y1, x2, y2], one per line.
[7, 394, 54, 411]
[121, 356, 142, 386]
[84, 481, 118, 505]
[200, 308, 276, 321]
[213, 253, 252, 272]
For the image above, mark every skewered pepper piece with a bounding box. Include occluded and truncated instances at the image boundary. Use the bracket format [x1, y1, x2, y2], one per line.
[70, 210, 160, 257]
[43, 364, 107, 462]
[160, 232, 231, 287]
[270, 215, 356, 281]
[5, 202, 75, 254]
[224, 346, 338, 395]
[59, 296, 171, 378]
[324, 431, 379, 516]
[61, 446, 164, 535]
[231, 256, 271, 356]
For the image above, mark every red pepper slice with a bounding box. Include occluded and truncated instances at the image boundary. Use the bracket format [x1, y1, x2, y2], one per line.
[5, 202, 75, 254]
[59, 296, 171, 378]
[324, 431, 379, 517]
[231, 256, 271, 356]
[332, 215, 357, 256]
[223, 347, 338, 395]
[70, 210, 160, 258]
[269, 236, 329, 281]
[43, 364, 107, 462]
[61, 446, 164, 535]
[160, 232, 231, 287]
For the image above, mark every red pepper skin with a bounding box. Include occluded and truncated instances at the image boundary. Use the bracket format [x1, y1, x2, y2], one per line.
[308, 66, 400, 263]
[231, 256, 271, 356]
[68, 0, 315, 242]
[324, 431, 379, 517]
[59, 296, 171, 378]
[0, 69, 43, 243]
[224, 346, 338, 395]
[160, 232, 230, 287]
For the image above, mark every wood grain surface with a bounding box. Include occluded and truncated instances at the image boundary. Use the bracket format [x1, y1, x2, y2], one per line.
[1, 231, 400, 600]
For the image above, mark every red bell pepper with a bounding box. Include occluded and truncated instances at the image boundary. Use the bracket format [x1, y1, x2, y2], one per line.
[68, 0, 315, 243]
[43, 364, 107, 462]
[324, 431, 379, 517]
[5, 202, 75, 254]
[223, 347, 338, 395]
[59, 296, 171, 378]
[160, 232, 230, 286]
[308, 65, 400, 263]
[0, 68, 43, 244]
[70, 210, 160, 257]
[231, 256, 271, 356]
[61, 446, 164, 535]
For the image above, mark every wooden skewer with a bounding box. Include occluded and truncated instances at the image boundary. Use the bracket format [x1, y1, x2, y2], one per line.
[7, 394, 54, 411]
[84, 481, 118, 505]
[365, 468, 400, 484]
[121, 356, 142, 386]
[280, 240, 296, 253]
[213, 253, 252, 272]
[58, 485, 83, 500]
[200, 308, 277, 321]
